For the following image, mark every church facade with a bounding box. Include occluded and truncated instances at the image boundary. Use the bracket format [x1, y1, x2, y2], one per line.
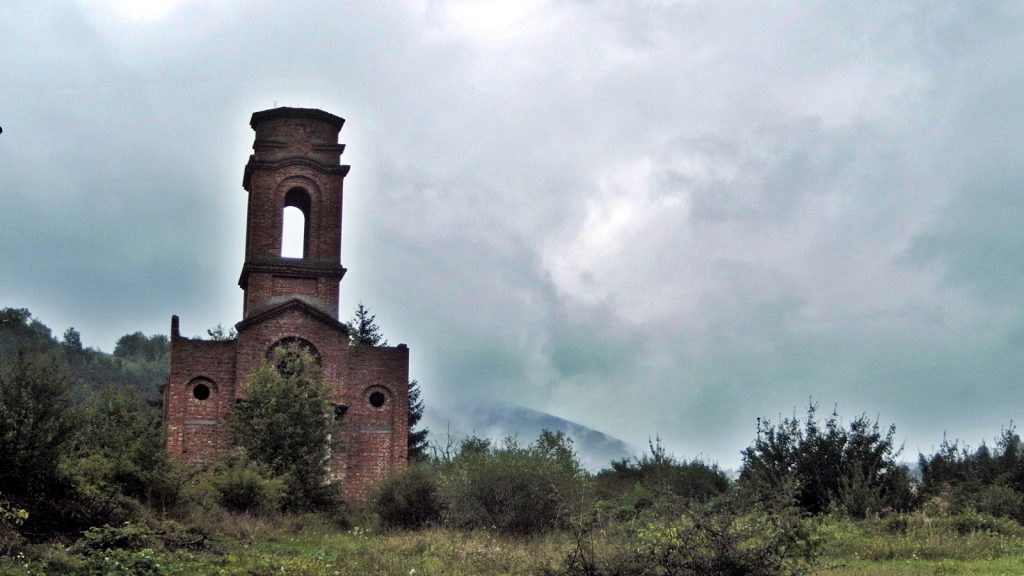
[162, 107, 409, 500]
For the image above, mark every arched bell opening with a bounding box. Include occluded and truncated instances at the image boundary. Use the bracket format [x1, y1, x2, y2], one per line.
[281, 187, 312, 258]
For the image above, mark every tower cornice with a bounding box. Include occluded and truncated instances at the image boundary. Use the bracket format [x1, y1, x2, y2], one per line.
[243, 156, 350, 190]
[250, 107, 344, 130]
[238, 258, 347, 290]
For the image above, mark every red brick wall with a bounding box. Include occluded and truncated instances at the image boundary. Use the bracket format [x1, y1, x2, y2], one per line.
[165, 108, 410, 500]
[165, 318, 237, 463]
[340, 344, 410, 498]
[272, 276, 318, 298]
[234, 306, 349, 400]
[241, 108, 347, 320]
[166, 313, 411, 499]
[230, 305, 410, 499]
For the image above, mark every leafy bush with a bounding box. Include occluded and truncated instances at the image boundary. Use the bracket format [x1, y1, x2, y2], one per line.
[593, 482, 656, 522]
[969, 483, 1024, 522]
[62, 386, 182, 516]
[69, 522, 160, 554]
[84, 547, 164, 576]
[47, 545, 165, 576]
[0, 351, 77, 495]
[57, 520, 213, 575]
[375, 465, 443, 529]
[594, 438, 729, 518]
[918, 426, 1024, 523]
[947, 509, 1020, 536]
[210, 460, 284, 514]
[882, 513, 909, 534]
[0, 494, 27, 556]
[440, 431, 586, 535]
[552, 488, 817, 576]
[740, 403, 912, 517]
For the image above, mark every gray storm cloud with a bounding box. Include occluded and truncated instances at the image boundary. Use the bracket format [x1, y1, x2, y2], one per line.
[2, 1, 1024, 466]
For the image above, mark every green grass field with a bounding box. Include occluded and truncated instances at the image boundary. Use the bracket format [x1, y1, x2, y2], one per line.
[5, 513, 1024, 575]
[812, 515, 1024, 576]
[1, 528, 567, 576]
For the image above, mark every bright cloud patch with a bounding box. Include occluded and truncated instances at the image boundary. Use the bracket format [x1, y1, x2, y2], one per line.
[76, 0, 182, 20]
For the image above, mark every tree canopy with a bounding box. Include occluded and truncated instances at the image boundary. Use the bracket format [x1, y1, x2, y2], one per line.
[0, 351, 77, 495]
[740, 403, 914, 517]
[229, 345, 338, 509]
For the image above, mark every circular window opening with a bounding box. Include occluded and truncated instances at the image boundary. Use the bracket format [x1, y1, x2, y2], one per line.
[193, 384, 211, 401]
[369, 391, 386, 408]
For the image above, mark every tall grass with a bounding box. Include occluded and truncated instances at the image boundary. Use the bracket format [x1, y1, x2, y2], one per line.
[0, 523, 570, 576]
[6, 510, 1024, 575]
[817, 512, 1024, 562]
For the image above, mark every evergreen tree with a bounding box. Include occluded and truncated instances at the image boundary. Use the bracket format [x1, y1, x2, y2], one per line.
[408, 379, 429, 461]
[346, 302, 387, 346]
[345, 302, 428, 460]
[62, 327, 83, 354]
[62, 327, 84, 369]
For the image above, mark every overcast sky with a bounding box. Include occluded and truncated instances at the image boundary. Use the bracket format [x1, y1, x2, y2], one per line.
[3, 0, 1024, 467]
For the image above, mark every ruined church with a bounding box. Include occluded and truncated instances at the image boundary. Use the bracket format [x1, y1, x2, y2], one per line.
[162, 107, 410, 499]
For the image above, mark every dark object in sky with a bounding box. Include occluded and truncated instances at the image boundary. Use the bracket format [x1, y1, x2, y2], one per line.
[0, 126, 4, 134]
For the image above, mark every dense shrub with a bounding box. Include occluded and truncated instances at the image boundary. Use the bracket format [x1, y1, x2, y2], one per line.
[42, 547, 164, 576]
[209, 460, 284, 514]
[972, 484, 1024, 522]
[918, 427, 1024, 522]
[947, 509, 1020, 536]
[56, 524, 166, 576]
[68, 522, 161, 554]
[62, 386, 182, 516]
[0, 351, 77, 495]
[740, 403, 913, 517]
[0, 495, 28, 555]
[594, 438, 730, 518]
[0, 521, 24, 557]
[440, 431, 586, 535]
[375, 465, 444, 529]
[552, 487, 817, 576]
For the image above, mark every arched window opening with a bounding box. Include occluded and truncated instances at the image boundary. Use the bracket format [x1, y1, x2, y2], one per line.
[281, 187, 311, 258]
[266, 336, 321, 377]
[281, 206, 305, 258]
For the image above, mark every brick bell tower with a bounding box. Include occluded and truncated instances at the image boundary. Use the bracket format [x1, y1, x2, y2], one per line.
[163, 107, 410, 500]
[239, 107, 348, 319]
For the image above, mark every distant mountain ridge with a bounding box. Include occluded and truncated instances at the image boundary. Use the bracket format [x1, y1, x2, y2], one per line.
[422, 399, 636, 471]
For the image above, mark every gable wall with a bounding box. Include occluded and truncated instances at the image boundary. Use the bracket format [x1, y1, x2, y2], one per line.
[165, 334, 237, 463]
